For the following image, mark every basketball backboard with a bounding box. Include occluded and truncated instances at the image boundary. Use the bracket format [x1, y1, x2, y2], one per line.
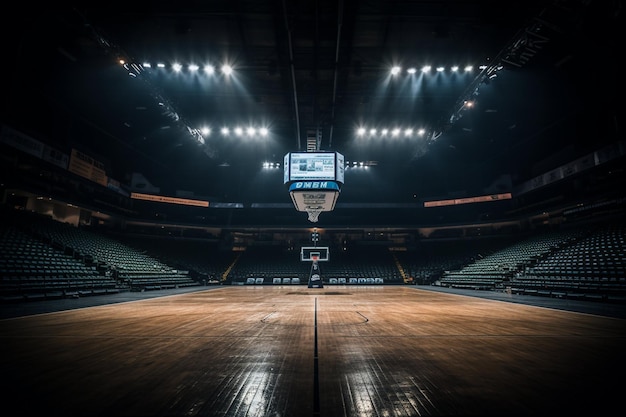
[300, 246, 329, 261]
[288, 181, 340, 222]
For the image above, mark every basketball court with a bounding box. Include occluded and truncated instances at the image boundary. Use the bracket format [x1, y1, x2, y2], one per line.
[1, 285, 624, 416]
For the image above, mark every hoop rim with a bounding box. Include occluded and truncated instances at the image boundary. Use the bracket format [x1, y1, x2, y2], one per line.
[307, 208, 322, 223]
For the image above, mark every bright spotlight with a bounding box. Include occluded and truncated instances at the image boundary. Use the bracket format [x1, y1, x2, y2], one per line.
[221, 64, 233, 75]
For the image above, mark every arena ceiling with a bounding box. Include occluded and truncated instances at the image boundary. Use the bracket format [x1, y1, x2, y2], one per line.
[2, 1, 623, 227]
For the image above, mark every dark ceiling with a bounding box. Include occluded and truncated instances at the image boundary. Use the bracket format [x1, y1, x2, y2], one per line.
[2, 1, 623, 226]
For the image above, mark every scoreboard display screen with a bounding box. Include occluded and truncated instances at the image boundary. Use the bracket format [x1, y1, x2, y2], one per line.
[284, 151, 344, 183]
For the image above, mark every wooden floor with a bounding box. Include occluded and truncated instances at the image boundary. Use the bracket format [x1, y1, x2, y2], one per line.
[1, 286, 625, 417]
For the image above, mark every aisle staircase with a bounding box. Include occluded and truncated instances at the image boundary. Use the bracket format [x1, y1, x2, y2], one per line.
[392, 253, 412, 284]
[221, 252, 242, 283]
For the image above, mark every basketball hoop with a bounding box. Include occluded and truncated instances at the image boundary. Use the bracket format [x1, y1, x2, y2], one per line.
[311, 255, 319, 262]
[287, 180, 341, 223]
[307, 207, 322, 223]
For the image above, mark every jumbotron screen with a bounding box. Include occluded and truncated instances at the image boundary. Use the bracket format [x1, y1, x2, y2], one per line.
[283, 151, 344, 183]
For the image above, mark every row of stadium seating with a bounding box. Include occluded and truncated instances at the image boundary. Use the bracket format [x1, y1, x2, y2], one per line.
[1, 206, 624, 303]
[0, 208, 199, 300]
[438, 224, 626, 302]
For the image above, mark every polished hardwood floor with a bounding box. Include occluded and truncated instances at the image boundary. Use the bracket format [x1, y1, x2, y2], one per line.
[1, 285, 625, 416]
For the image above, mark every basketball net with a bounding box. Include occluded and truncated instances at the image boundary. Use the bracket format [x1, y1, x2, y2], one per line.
[307, 208, 322, 223]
